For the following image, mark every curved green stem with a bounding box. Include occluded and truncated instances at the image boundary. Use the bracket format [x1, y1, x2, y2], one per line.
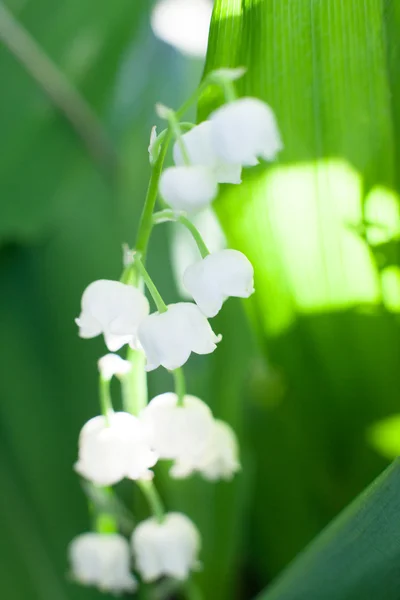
[175, 80, 208, 120]
[222, 79, 237, 103]
[153, 209, 210, 258]
[137, 480, 165, 524]
[173, 368, 186, 407]
[178, 214, 210, 258]
[134, 255, 168, 313]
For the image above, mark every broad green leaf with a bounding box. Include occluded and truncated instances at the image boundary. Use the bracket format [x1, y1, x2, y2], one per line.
[201, 0, 400, 583]
[258, 458, 400, 600]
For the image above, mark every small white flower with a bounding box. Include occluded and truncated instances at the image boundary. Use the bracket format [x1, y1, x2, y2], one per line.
[98, 353, 132, 381]
[75, 412, 157, 486]
[131, 513, 200, 582]
[183, 249, 254, 317]
[140, 393, 214, 469]
[173, 121, 242, 184]
[170, 419, 240, 480]
[76, 280, 150, 352]
[210, 97, 283, 166]
[69, 532, 137, 594]
[196, 419, 240, 480]
[159, 165, 218, 212]
[137, 302, 221, 371]
[148, 125, 160, 165]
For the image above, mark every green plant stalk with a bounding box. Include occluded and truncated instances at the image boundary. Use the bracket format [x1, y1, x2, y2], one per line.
[173, 367, 186, 407]
[135, 132, 171, 258]
[121, 347, 148, 415]
[99, 376, 113, 424]
[121, 83, 214, 586]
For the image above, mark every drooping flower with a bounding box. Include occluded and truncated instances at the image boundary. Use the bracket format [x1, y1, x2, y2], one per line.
[98, 353, 132, 381]
[173, 121, 242, 184]
[178, 419, 240, 481]
[76, 280, 149, 352]
[75, 412, 157, 486]
[209, 97, 283, 166]
[159, 165, 218, 212]
[131, 513, 200, 582]
[183, 249, 254, 317]
[69, 533, 137, 594]
[140, 393, 214, 468]
[137, 302, 221, 371]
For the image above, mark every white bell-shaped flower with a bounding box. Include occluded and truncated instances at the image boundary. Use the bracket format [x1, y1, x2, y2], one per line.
[197, 419, 240, 480]
[76, 280, 150, 351]
[159, 165, 218, 212]
[75, 412, 158, 486]
[183, 249, 254, 317]
[69, 532, 137, 594]
[131, 513, 200, 582]
[140, 393, 214, 468]
[138, 302, 221, 371]
[173, 121, 242, 184]
[170, 419, 240, 480]
[98, 353, 132, 381]
[210, 97, 283, 166]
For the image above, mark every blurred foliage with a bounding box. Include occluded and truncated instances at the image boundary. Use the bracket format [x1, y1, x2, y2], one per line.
[2, 0, 400, 599]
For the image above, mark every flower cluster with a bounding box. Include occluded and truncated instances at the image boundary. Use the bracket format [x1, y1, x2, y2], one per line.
[160, 96, 282, 212]
[69, 67, 281, 595]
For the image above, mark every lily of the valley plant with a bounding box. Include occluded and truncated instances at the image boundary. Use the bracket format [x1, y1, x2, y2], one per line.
[70, 67, 282, 597]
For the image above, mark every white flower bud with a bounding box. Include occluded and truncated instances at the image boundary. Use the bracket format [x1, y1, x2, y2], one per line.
[148, 125, 160, 165]
[210, 97, 283, 166]
[131, 513, 200, 582]
[98, 353, 132, 381]
[208, 66, 247, 83]
[183, 249, 254, 317]
[69, 533, 136, 594]
[75, 412, 157, 486]
[159, 165, 218, 212]
[137, 302, 222, 371]
[173, 121, 242, 184]
[140, 393, 214, 466]
[76, 280, 150, 352]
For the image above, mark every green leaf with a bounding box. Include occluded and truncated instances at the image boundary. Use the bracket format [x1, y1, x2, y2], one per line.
[257, 458, 400, 600]
[201, 0, 400, 583]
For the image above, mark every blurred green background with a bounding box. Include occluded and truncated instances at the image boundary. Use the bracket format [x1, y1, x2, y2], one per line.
[1, 0, 400, 599]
